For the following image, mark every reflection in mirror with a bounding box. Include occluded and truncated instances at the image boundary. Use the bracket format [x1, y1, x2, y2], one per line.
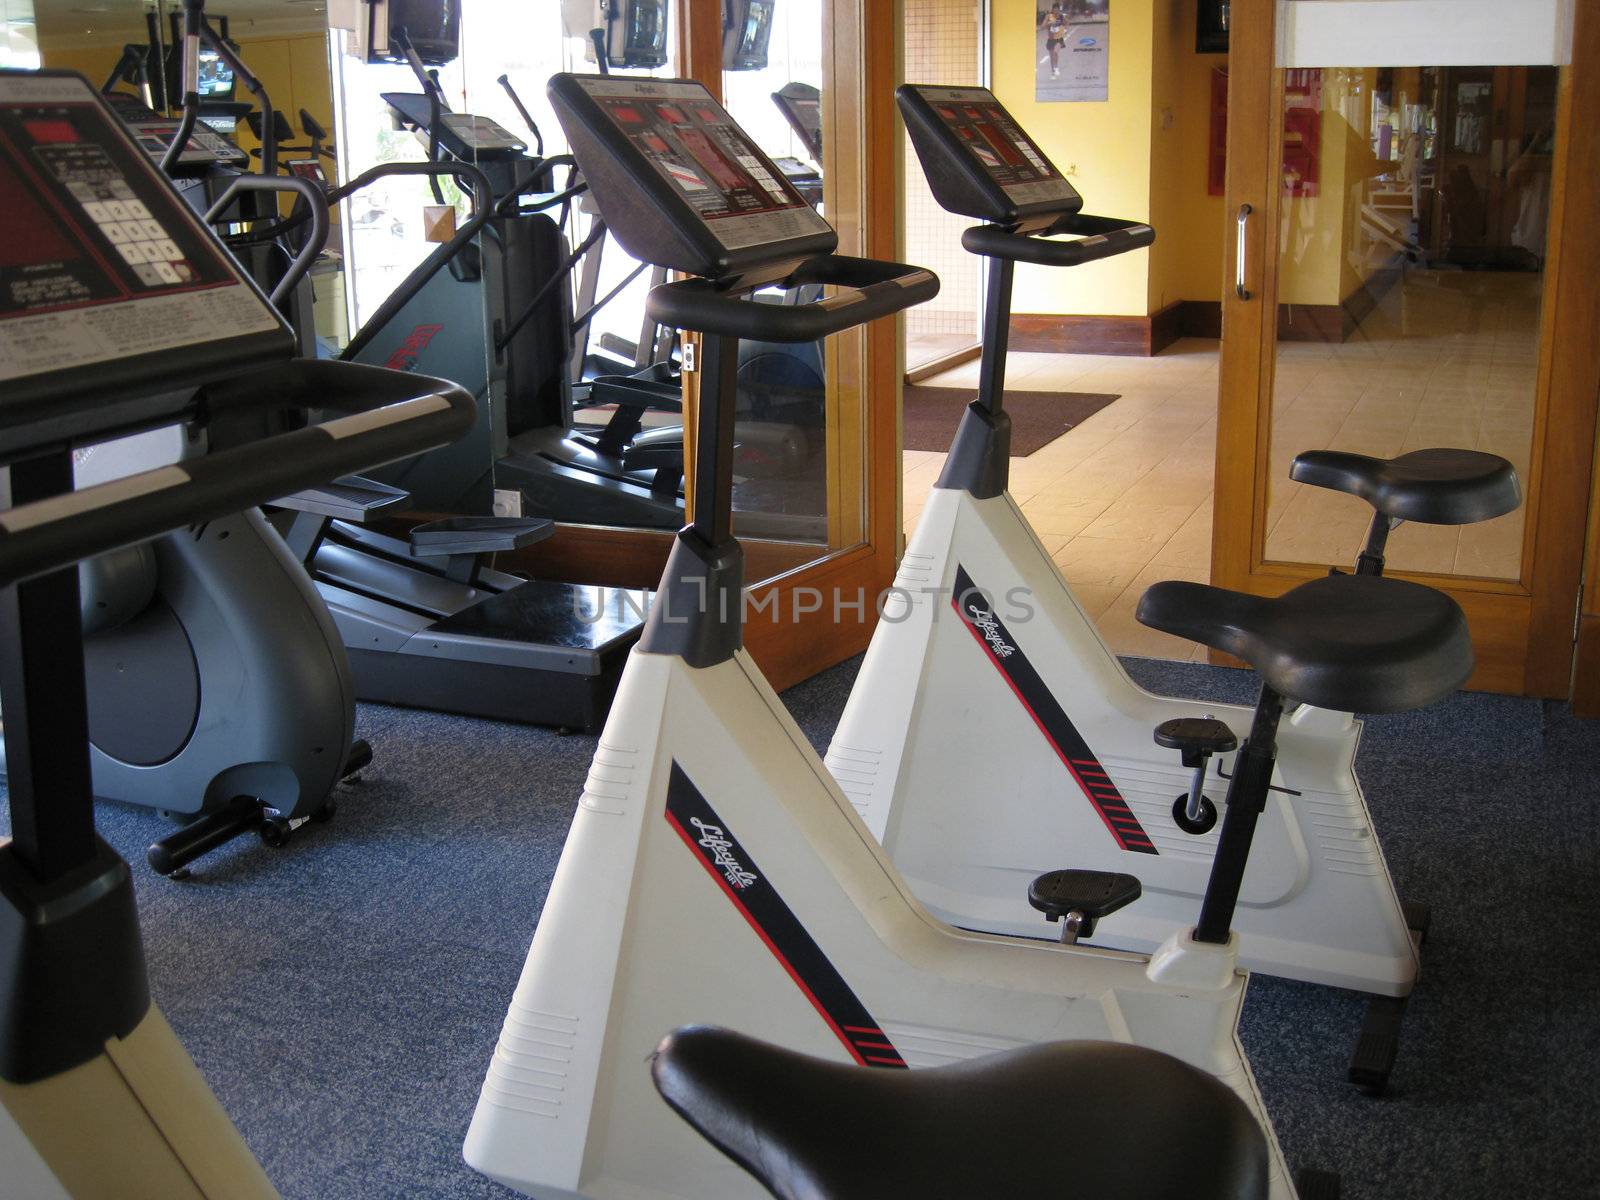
[329, 1, 688, 526]
[1265, 65, 1550, 581]
[721, 0, 845, 551]
[27, 0, 341, 350]
[902, 0, 985, 375]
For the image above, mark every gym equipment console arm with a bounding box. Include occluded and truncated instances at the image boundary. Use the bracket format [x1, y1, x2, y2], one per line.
[204, 175, 328, 306]
[0, 361, 474, 587]
[646, 255, 940, 344]
[960, 213, 1154, 268]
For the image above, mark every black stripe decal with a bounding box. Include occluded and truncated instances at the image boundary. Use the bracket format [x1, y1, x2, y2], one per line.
[664, 764, 908, 1067]
[951, 565, 1158, 855]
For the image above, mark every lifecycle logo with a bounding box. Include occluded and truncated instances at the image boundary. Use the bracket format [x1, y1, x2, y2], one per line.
[664, 763, 908, 1067]
[952, 564, 1158, 855]
[688, 816, 758, 890]
[383, 322, 444, 373]
[961, 592, 1016, 659]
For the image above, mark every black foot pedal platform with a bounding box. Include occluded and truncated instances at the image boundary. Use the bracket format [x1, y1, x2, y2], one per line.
[1349, 897, 1430, 1095]
[1294, 1168, 1341, 1199]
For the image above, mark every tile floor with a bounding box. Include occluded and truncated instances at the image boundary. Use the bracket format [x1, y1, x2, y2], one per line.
[903, 270, 1538, 662]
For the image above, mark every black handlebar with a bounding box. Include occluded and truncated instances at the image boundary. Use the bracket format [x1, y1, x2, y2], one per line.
[0, 360, 473, 588]
[204, 175, 328, 306]
[961, 213, 1154, 268]
[158, 0, 207, 174]
[646, 255, 940, 343]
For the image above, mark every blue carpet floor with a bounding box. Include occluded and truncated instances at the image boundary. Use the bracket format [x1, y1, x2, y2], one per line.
[4, 655, 1598, 1198]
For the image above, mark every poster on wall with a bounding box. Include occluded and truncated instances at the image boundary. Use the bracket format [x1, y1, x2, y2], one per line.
[1036, 2, 1109, 103]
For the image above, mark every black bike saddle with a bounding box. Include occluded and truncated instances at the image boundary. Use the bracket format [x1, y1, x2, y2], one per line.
[651, 1025, 1270, 1200]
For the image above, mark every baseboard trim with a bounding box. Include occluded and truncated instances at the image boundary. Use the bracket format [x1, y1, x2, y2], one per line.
[1010, 301, 1227, 356]
[1010, 307, 1175, 357]
[905, 343, 981, 383]
[1009, 269, 1406, 357]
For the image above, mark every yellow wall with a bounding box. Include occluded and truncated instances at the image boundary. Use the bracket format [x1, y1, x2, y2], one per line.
[229, 34, 334, 166]
[40, 33, 331, 168]
[991, 0, 1228, 319]
[38, 44, 125, 87]
[991, 0, 1154, 317]
[1146, 0, 1227, 311]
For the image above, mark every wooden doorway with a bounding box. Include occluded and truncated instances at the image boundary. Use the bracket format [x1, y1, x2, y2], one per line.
[1213, 0, 1600, 696]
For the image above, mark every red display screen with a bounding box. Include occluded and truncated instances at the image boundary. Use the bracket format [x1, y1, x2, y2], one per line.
[23, 118, 79, 145]
[0, 153, 80, 269]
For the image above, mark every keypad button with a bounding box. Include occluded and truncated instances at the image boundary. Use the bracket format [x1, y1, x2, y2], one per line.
[83, 201, 109, 221]
[109, 181, 137, 200]
[103, 200, 131, 220]
[66, 181, 95, 201]
[153, 240, 182, 262]
[123, 199, 151, 219]
[117, 242, 149, 265]
[133, 264, 164, 286]
[100, 222, 132, 244]
[137, 219, 167, 241]
[152, 261, 181, 284]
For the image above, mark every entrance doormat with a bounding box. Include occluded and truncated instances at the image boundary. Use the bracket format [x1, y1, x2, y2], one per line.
[903, 386, 1120, 456]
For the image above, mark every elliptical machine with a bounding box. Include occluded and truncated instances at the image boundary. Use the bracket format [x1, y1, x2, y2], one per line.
[0, 2, 387, 877]
[0, 66, 474, 1192]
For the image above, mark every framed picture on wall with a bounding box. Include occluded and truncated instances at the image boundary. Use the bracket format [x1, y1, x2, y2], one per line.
[1036, 1, 1110, 103]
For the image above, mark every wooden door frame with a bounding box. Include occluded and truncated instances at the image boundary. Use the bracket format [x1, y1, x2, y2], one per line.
[677, 0, 904, 689]
[1213, 0, 1600, 697]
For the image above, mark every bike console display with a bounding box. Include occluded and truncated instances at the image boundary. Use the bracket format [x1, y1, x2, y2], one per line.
[897, 84, 1084, 227]
[0, 70, 291, 421]
[548, 73, 834, 283]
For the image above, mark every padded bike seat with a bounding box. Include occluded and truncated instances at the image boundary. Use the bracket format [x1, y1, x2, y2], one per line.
[1290, 448, 1521, 525]
[651, 1026, 1269, 1200]
[1136, 574, 1472, 714]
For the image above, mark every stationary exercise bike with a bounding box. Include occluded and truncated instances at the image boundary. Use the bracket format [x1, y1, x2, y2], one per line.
[462, 73, 1474, 1200]
[0, 66, 474, 1195]
[824, 84, 1520, 1093]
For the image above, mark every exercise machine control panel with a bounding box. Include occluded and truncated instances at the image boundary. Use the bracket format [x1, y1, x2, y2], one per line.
[772, 80, 822, 161]
[0, 70, 290, 409]
[548, 73, 833, 281]
[897, 84, 1081, 226]
[102, 89, 250, 171]
[382, 92, 528, 160]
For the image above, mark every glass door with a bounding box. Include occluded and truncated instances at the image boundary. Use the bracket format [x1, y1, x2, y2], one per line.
[1215, 0, 1599, 696]
[681, 0, 906, 683]
[901, 0, 986, 378]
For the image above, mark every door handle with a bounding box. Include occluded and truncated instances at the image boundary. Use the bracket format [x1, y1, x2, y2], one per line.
[1235, 203, 1253, 300]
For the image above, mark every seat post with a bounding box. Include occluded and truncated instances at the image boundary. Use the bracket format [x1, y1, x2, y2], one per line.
[636, 330, 744, 667]
[934, 253, 1014, 499]
[1355, 512, 1395, 576]
[974, 256, 1014, 420]
[1192, 684, 1285, 945]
